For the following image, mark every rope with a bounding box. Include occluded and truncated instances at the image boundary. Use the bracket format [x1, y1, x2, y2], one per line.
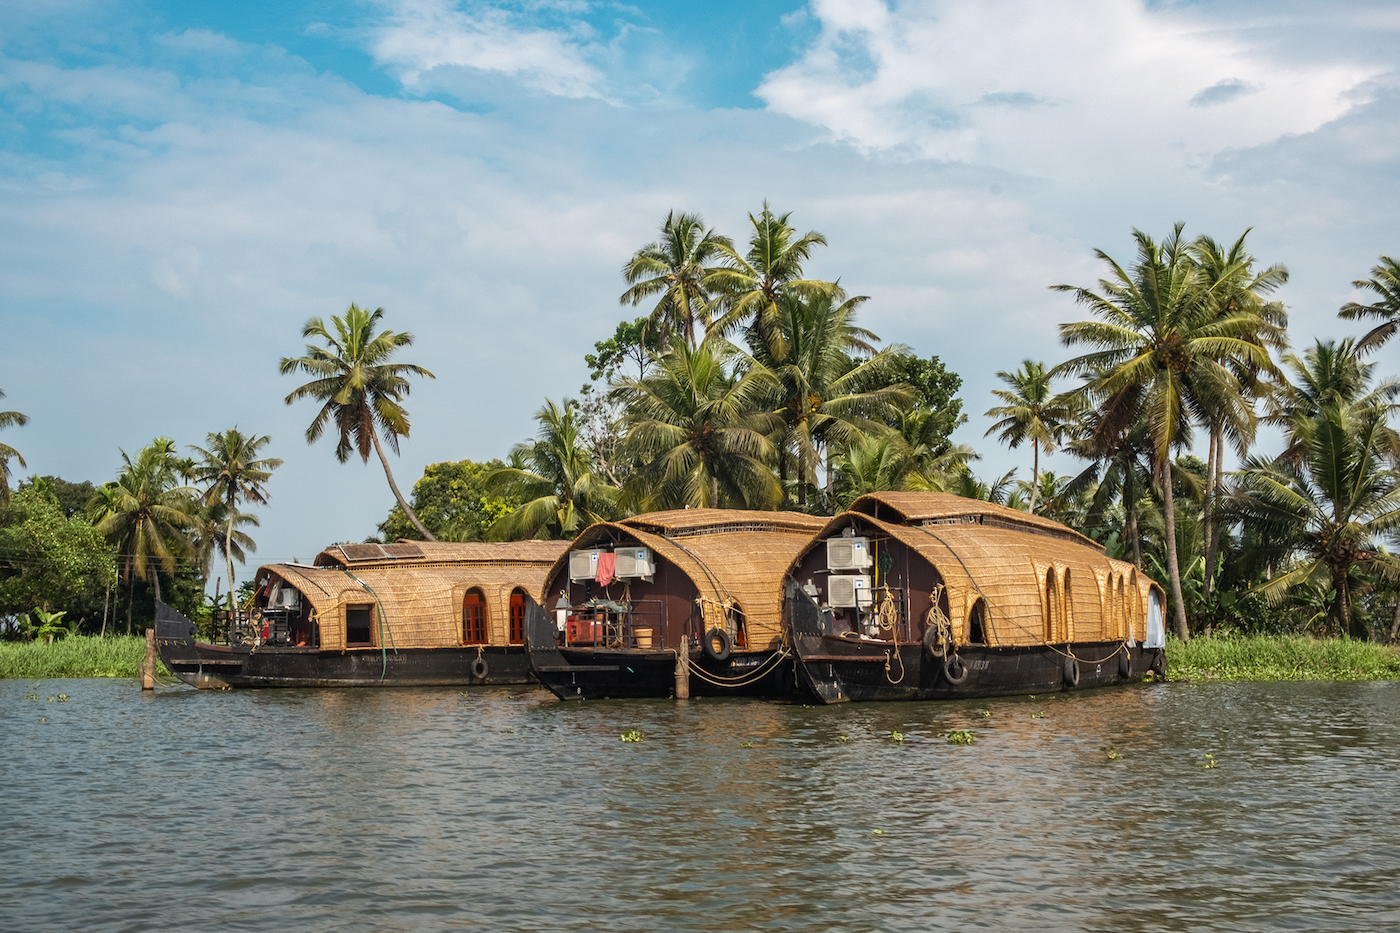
[1044, 641, 1130, 665]
[684, 647, 792, 687]
[908, 524, 997, 645]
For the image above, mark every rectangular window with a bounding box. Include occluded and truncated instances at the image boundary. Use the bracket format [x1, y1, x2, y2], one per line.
[346, 605, 374, 646]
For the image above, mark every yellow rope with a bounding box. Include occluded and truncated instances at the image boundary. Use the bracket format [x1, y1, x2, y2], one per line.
[1042, 641, 1129, 665]
[684, 647, 792, 687]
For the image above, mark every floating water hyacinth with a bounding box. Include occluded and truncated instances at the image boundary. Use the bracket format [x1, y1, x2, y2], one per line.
[1198, 752, 1218, 769]
[1031, 710, 1046, 719]
[889, 730, 904, 743]
[947, 729, 975, 745]
[620, 730, 644, 742]
[1102, 745, 1120, 760]
[739, 741, 755, 748]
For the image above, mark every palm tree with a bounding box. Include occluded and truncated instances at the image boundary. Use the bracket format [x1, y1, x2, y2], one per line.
[188, 429, 281, 610]
[1063, 411, 1156, 568]
[1188, 231, 1289, 602]
[0, 388, 27, 507]
[615, 337, 783, 510]
[1227, 399, 1400, 638]
[1264, 338, 1400, 461]
[707, 203, 841, 362]
[280, 304, 437, 540]
[92, 438, 198, 622]
[486, 399, 620, 540]
[190, 501, 258, 591]
[1052, 225, 1277, 641]
[620, 212, 732, 347]
[1338, 255, 1400, 352]
[755, 292, 915, 506]
[984, 361, 1076, 513]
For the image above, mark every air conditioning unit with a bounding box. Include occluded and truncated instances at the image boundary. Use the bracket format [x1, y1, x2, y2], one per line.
[614, 547, 654, 579]
[569, 549, 601, 582]
[828, 574, 872, 609]
[827, 536, 872, 570]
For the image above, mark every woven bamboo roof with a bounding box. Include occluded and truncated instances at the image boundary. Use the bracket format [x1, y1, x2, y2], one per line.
[314, 539, 569, 568]
[794, 507, 1160, 648]
[257, 540, 567, 651]
[849, 491, 1104, 551]
[548, 509, 829, 649]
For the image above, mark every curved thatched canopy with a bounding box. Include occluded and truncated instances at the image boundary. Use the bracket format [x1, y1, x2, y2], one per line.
[792, 493, 1163, 648]
[256, 540, 569, 650]
[544, 509, 829, 650]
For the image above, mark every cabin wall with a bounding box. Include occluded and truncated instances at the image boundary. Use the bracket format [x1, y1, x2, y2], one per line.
[550, 554, 701, 649]
[789, 528, 947, 642]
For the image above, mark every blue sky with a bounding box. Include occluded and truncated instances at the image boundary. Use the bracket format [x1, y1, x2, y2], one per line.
[2, 0, 1399, 570]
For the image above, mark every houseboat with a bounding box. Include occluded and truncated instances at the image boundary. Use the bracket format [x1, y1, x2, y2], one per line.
[155, 539, 568, 688]
[785, 492, 1167, 703]
[526, 509, 829, 700]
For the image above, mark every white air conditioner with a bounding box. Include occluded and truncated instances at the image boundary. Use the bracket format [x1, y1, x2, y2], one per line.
[828, 574, 872, 609]
[826, 537, 872, 570]
[569, 549, 601, 582]
[614, 547, 654, 579]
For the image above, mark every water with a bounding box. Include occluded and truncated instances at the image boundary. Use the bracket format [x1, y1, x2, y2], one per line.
[3, 678, 1398, 933]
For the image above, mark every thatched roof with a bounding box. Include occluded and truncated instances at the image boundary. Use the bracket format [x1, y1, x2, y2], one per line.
[797, 494, 1161, 648]
[849, 491, 1104, 551]
[548, 509, 829, 650]
[260, 540, 569, 650]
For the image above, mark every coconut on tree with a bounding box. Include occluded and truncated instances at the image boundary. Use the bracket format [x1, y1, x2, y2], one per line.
[280, 304, 437, 541]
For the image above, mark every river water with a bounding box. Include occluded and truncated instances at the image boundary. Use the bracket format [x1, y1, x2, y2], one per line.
[2, 677, 1398, 932]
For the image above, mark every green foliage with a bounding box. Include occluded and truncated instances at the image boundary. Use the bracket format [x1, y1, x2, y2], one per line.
[946, 729, 976, 745]
[586, 317, 660, 383]
[0, 484, 117, 634]
[18, 608, 73, 643]
[1165, 634, 1400, 681]
[0, 635, 170, 679]
[379, 459, 519, 542]
[620, 729, 644, 742]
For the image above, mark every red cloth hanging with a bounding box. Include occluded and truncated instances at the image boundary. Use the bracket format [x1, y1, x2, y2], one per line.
[595, 551, 617, 586]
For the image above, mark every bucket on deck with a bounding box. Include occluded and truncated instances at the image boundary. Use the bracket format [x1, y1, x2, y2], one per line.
[633, 627, 655, 648]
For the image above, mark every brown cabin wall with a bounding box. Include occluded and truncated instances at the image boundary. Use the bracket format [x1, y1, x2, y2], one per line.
[546, 551, 702, 649]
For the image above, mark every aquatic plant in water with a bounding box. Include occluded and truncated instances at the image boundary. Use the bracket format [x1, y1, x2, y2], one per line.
[620, 729, 644, 742]
[889, 730, 904, 743]
[947, 730, 975, 745]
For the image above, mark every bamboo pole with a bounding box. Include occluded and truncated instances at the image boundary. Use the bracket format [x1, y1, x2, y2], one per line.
[142, 628, 156, 690]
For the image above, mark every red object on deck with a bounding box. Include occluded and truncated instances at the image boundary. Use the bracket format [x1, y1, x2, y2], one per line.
[595, 552, 617, 586]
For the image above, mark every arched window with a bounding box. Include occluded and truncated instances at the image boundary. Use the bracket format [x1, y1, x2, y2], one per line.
[1063, 568, 1074, 636]
[967, 598, 987, 645]
[729, 602, 748, 649]
[509, 589, 526, 644]
[463, 588, 488, 645]
[1044, 568, 1058, 642]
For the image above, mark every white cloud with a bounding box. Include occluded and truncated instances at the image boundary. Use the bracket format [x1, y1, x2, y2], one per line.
[758, 0, 1381, 174]
[369, 0, 607, 99]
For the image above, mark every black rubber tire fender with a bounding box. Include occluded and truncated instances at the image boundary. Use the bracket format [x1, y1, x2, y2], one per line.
[703, 628, 732, 662]
[1063, 656, 1081, 688]
[470, 656, 489, 680]
[922, 624, 946, 658]
[1118, 646, 1132, 679]
[941, 653, 970, 686]
[1151, 648, 1167, 677]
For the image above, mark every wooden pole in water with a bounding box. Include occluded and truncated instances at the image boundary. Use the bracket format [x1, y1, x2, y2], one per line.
[142, 628, 156, 690]
[674, 644, 690, 700]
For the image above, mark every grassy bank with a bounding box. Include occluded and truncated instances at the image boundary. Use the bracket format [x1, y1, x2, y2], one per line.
[0, 636, 170, 680]
[1166, 634, 1400, 682]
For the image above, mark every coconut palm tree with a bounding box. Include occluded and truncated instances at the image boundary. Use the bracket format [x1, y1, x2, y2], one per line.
[620, 211, 732, 348]
[280, 304, 437, 540]
[486, 399, 619, 540]
[0, 388, 27, 507]
[1188, 231, 1289, 601]
[1338, 255, 1400, 353]
[189, 429, 281, 610]
[1264, 338, 1400, 462]
[190, 501, 258, 591]
[984, 360, 1077, 513]
[1227, 399, 1400, 638]
[615, 337, 783, 510]
[707, 203, 842, 362]
[92, 438, 198, 616]
[1052, 225, 1277, 641]
[754, 292, 915, 506]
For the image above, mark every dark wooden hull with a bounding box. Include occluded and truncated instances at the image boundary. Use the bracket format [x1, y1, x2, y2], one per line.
[155, 600, 532, 689]
[792, 632, 1164, 703]
[529, 645, 798, 701]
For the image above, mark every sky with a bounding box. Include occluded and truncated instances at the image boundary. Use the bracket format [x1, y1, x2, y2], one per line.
[2, 0, 1399, 572]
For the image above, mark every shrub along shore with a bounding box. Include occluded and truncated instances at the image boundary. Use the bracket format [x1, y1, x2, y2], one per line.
[0, 636, 170, 680]
[1165, 635, 1400, 682]
[2, 634, 1398, 683]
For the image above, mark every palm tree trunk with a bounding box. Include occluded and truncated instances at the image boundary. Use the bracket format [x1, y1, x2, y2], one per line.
[1127, 502, 1142, 569]
[153, 566, 162, 603]
[1388, 594, 1400, 645]
[1161, 458, 1190, 642]
[1029, 447, 1040, 513]
[225, 518, 238, 613]
[370, 430, 437, 541]
[1202, 427, 1220, 601]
